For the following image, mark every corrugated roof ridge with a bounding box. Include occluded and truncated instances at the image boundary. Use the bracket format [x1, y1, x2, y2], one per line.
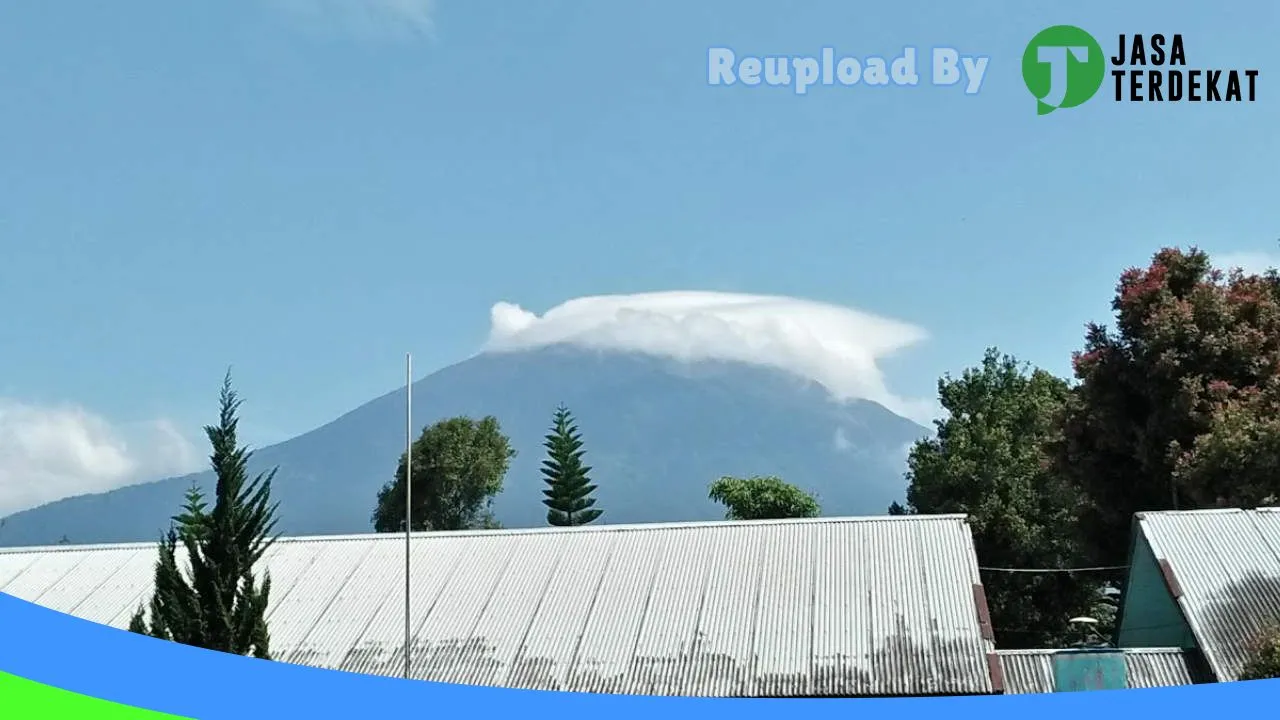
[0, 513, 972, 554]
[1139, 508, 1280, 556]
[1140, 508, 1247, 521]
[1140, 506, 1280, 521]
[994, 647, 1189, 656]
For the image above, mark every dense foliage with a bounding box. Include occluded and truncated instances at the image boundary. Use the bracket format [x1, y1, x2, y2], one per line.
[708, 475, 821, 520]
[1054, 248, 1280, 565]
[372, 415, 515, 532]
[1241, 623, 1280, 680]
[898, 349, 1095, 648]
[541, 404, 603, 527]
[892, 248, 1280, 648]
[128, 373, 279, 659]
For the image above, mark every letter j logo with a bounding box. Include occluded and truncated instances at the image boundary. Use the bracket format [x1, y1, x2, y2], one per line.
[1022, 25, 1105, 115]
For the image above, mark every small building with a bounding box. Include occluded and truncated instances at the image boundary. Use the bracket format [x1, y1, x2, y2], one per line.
[995, 648, 1209, 694]
[1115, 507, 1280, 682]
[0, 514, 1002, 698]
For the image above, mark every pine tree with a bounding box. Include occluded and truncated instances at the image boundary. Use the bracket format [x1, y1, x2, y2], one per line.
[540, 404, 602, 527]
[173, 482, 209, 543]
[128, 371, 279, 659]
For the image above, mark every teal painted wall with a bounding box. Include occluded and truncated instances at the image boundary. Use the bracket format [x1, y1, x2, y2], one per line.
[1116, 535, 1197, 648]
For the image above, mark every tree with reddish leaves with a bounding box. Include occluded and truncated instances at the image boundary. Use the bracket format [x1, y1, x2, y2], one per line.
[1054, 247, 1280, 565]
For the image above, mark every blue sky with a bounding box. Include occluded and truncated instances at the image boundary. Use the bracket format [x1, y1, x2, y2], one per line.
[0, 1, 1277, 511]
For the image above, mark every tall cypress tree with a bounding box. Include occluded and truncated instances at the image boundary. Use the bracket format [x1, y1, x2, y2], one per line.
[540, 404, 602, 527]
[129, 371, 279, 659]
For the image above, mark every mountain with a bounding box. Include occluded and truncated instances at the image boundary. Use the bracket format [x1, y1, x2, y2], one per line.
[0, 346, 928, 547]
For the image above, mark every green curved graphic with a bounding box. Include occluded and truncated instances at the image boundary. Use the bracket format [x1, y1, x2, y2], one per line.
[0, 671, 192, 718]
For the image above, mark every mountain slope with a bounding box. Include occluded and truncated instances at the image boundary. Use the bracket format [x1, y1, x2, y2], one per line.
[0, 346, 928, 546]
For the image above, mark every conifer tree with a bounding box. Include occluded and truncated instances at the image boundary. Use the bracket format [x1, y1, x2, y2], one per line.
[129, 371, 279, 659]
[540, 404, 602, 527]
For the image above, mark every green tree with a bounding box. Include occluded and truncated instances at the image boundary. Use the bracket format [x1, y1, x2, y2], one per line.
[901, 349, 1094, 648]
[1172, 385, 1280, 508]
[540, 404, 603, 527]
[372, 416, 515, 532]
[708, 475, 820, 520]
[128, 372, 279, 659]
[1054, 248, 1280, 565]
[1089, 585, 1121, 642]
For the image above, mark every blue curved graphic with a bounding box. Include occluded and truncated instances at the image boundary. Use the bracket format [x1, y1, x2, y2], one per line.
[1, 591, 1277, 718]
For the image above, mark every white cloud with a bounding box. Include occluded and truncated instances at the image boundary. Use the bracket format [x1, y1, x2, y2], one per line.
[0, 400, 201, 517]
[270, 0, 434, 39]
[1214, 250, 1280, 276]
[485, 291, 935, 424]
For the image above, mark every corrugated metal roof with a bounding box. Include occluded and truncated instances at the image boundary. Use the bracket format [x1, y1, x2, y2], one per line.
[0, 515, 996, 697]
[995, 648, 1205, 694]
[1135, 508, 1280, 682]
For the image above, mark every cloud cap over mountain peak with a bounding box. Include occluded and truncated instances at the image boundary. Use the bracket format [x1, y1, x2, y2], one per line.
[485, 291, 932, 422]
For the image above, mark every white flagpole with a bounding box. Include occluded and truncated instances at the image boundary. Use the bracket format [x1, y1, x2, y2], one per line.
[404, 352, 412, 680]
